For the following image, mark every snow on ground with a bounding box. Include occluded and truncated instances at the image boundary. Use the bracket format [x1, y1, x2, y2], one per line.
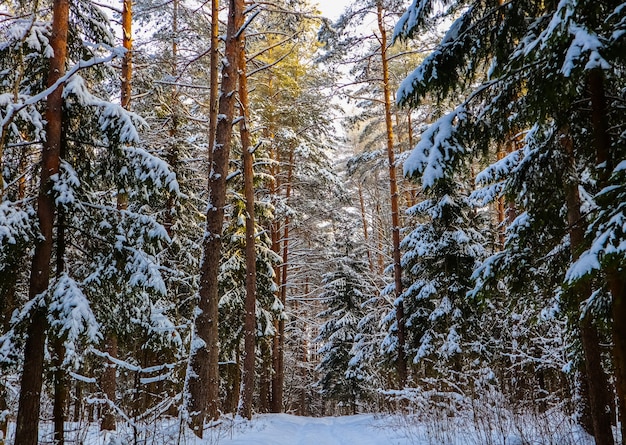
[217, 413, 410, 445]
[207, 412, 595, 445]
[3, 411, 597, 444]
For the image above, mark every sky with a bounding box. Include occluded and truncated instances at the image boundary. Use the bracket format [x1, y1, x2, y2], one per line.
[315, 0, 352, 20]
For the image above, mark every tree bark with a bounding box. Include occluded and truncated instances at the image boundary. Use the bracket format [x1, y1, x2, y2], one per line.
[100, 3, 133, 432]
[14, 0, 69, 443]
[609, 275, 626, 445]
[121, 0, 132, 111]
[100, 333, 118, 431]
[271, 148, 294, 413]
[377, 0, 406, 387]
[259, 339, 271, 412]
[52, 337, 67, 445]
[165, 0, 178, 238]
[52, 128, 68, 445]
[589, 68, 626, 445]
[187, 0, 242, 432]
[562, 131, 614, 445]
[207, 0, 219, 173]
[237, 21, 257, 419]
[357, 182, 374, 272]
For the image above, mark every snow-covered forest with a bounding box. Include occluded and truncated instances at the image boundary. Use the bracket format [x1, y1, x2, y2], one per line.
[0, 0, 625, 443]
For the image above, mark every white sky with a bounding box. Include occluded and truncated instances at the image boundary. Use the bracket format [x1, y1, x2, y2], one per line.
[314, 0, 352, 21]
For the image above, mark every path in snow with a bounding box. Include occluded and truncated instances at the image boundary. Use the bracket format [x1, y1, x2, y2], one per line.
[217, 414, 411, 445]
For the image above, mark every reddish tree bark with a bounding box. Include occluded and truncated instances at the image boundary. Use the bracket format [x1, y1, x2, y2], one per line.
[14, 0, 69, 443]
[237, 20, 257, 418]
[377, 0, 406, 387]
[562, 131, 614, 445]
[187, 0, 242, 433]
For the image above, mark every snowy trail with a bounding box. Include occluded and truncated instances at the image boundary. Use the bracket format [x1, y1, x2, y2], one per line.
[217, 414, 411, 445]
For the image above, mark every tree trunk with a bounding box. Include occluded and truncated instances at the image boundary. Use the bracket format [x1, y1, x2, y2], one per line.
[121, 0, 132, 111]
[100, 3, 133, 432]
[100, 333, 118, 431]
[377, 0, 406, 387]
[207, 0, 219, 172]
[357, 182, 374, 272]
[187, 0, 242, 432]
[53, 338, 67, 445]
[270, 216, 282, 412]
[259, 340, 271, 412]
[562, 131, 614, 445]
[609, 275, 626, 445]
[589, 67, 625, 444]
[165, 0, 178, 238]
[0, 390, 6, 445]
[271, 148, 294, 413]
[268, 94, 282, 412]
[53, 130, 68, 445]
[14, 0, 69, 443]
[237, 23, 257, 419]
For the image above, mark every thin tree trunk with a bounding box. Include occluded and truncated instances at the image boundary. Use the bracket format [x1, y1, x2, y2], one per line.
[562, 131, 614, 445]
[271, 148, 294, 413]
[259, 340, 271, 412]
[377, 0, 406, 387]
[187, 0, 242, 432]
[52, 337, 67, 445]
[357, 182, 374, 272]
[268, 90, 282, 411]
[237, 23, 257, 419]
[121, 0, 132, 111]
[53, 128, 68, 445]
[100, 333, 118, 431]
[207, 0, 219, 171]
[589, 68, 626, 445]
[270, 216, 282, 411]
[165, 0, 177, 238]
[14, 0, 68, 443]
[610, 276, 626, 445]
[0, 390, 6, 445]
[101, 2, 132, 431]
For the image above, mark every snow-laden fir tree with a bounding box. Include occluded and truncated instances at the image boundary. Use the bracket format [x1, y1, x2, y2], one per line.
[315, 242, 374, 414]
[394, 0, 626, 440]
[385, 166, 488, 401]
[0, 1, 179, 440]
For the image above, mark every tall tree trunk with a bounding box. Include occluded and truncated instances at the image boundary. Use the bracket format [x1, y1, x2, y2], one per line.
[14, 0, 68, 443]
[589, 68, 626, 444]
[237, 23, 257, 419]
[267, 78, 283, 412]
[259, 339, 271, 412]
[187, 0, 242, 433]
[53, 129, 68, 445]
[121, 0, 132, 111]
[377, 0, 406, 387]
[100, 333, 118, 431]
[271, 148, 294, 413]
[101, 2, 132, 431]
[610, 276, 626, 445]
[207, 0, 219, 172]
[562, 131, 614, 445]
[270, 215, 282, 412]
[357, 182, 374, 272]
[165, 0, 178, 238]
